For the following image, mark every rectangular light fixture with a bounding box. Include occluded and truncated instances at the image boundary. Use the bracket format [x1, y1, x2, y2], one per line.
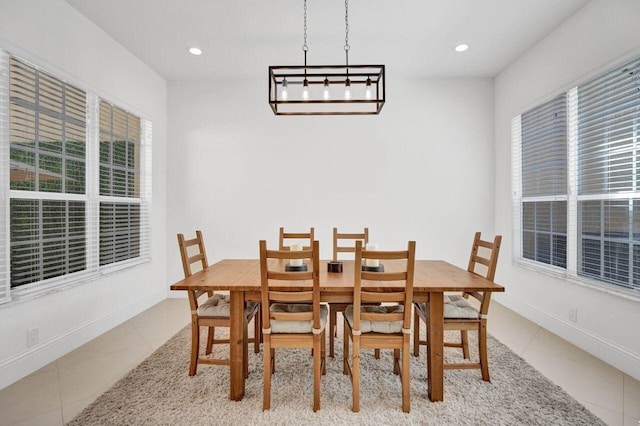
[268, 64, 385, 116]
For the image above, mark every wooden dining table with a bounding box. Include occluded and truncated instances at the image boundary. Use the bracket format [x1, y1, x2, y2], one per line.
[170, 259, 504, 402]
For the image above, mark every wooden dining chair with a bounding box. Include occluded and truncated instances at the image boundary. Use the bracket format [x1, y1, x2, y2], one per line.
[260, 239, 327, 412]
[177, 230, 260, 377]
[343, 240, 416, 413]
[413, 232, 502, 382]
[278, 226, 314, 250]
[329, 227, 380, 359]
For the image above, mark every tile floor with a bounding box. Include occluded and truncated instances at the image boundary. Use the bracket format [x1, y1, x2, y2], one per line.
[0, 298, 638, 425]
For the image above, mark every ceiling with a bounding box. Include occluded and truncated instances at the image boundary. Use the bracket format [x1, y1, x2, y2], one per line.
[65, 0, 590, 81]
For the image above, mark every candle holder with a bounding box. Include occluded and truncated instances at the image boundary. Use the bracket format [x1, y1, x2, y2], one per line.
[361, 263, 384, 272]
[285, 263, 308, 272]
[327, 261, 343, 273]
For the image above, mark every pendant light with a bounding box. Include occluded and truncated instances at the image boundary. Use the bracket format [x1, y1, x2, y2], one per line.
[268, 0, 385, 115]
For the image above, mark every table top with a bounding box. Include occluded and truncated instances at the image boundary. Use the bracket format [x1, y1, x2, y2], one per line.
[170, 259, 505, 294]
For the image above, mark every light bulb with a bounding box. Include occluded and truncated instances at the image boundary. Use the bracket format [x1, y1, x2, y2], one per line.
[302, 79, 309, 100]
[365, 78, 372, 100]
[344, 78, 351, 100]
[281, 78, 288, 100]
[323, 77, 330, 100]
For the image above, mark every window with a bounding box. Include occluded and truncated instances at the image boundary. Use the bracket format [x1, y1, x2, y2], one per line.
[9, 57, 87, 288]
[520, 94, 568, 269]
[513, 55, 640, 293]
[0, 52, 152, 303]
[576, 58, 640, 290]
[99, 102, 142, 266]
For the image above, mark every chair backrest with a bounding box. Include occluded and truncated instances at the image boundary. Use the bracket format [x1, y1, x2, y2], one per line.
[260, 239, 321, 331]
[177, 230, 209, 278]
[352, 240, 416, 333]
[467, 232, 502, 282]
[464, 232, 502, 317]
[279, 227, 315, 250]
[333, 227, 369, 261]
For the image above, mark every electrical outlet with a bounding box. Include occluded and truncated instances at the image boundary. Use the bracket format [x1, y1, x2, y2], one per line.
[27, 328, 38, 347]
[569, 306, 577, 323]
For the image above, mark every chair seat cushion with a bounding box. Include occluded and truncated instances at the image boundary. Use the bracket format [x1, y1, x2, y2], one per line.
[344, 304, 404, 334]
[197, 294, 258, 318]
[269, 303, 328, 334]
[445, 295, 479, 319]
[416, 296, 479, 320]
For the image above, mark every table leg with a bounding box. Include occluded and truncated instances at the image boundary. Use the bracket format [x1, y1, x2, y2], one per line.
[427, 291, 444, 401]
[229, 291, 245, 400]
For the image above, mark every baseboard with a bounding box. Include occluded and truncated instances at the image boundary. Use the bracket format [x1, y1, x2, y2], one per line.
[495, 294, 640, 381]
[0, 291, 166, 390]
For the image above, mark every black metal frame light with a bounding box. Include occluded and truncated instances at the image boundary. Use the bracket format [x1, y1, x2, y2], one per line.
[268, 0, 386, 116]
[269, 65, 385, 115]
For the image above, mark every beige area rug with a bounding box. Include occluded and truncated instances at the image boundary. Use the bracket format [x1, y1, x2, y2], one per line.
[68, 323, 604, 426]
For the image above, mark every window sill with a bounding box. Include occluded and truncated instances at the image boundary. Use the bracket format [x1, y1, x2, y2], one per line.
[513, 258, 640, 303]
[1, 256, 151, 307]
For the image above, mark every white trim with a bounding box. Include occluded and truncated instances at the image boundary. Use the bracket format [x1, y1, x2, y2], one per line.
[0, 49, 10, 305]
[494, 296, 640, 380]
[511, 115, 522, 261]
[0, 289, 165, 390]
[9, 190, 88, 201]
[98, 195, 143, 204]
[86, 93, 100, 274]
[567, 87, 578, 276]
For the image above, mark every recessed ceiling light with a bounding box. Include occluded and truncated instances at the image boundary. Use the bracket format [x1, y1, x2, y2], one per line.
[188, 47, 202, 56]
[454, 44, 469, 52]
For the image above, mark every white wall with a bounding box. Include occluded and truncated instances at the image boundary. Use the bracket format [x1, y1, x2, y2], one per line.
[494, 0, 640, 380]
[166, 77, 495, 285]
[0, 0, 168, 389]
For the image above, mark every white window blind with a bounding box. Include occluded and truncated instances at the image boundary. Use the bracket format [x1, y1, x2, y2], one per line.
[98, 101, 143, 266]
[9, 57, 88, 289]
[520, 94, 568, 269]
[576, 57, 640, 291]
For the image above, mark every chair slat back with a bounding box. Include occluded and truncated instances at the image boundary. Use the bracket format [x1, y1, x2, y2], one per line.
[352, 240, 416, 333]
[333, 227, 369, 260]
[177, 230, 209, 278]
[466, 232, 502, 316]
[467, 232, 502, 282]
[260, 239, 321, 330]
[279, 227, 315, 250]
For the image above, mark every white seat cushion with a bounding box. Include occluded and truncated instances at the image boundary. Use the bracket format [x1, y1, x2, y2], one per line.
[197, 294, 258, 318]
[344, 304, 404, 334]
[416, 296, 479, 320]
[444, 295, 479, 319]
[269, 303, 328, 334]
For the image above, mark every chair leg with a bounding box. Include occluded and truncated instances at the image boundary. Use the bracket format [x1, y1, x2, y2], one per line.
[343, 318, 349, 375]
[243, 318, 249, 379]
[262, 336, 272, 411]
[393, 349, 400, 375]
[313, 333, 322, 412]
[352, 334, 360, 413]
[205, 326, 214, 355]
[189, 321, 200, 376]
[374, 348, 381, 359]
[413, 309, 420, 357]
[271, 348, 276, 373]
[321, 330, 327, 375]
[479, 321, 490, 382]
[461, 330, 470, 359]
[401, 336, 410, 413]
[329, 307, 337, 358]
[254, 308, 261, 353]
